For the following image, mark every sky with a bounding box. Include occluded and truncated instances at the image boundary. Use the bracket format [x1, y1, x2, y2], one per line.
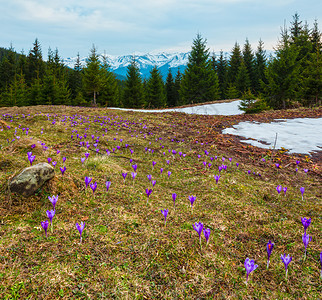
[1, 0, 321, 59]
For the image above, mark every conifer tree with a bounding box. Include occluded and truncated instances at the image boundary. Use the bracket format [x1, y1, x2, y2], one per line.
[174, 69, 182, 106]
[216, 50, 228, 99]
[180, 34, 220, 104]
[83, 45, 102, 106]
[165, 70, 176, 107]
[26, 38, 45, 84]
[145, 66, 166, 108]
[254, 39, 267, 94]
[242, 38, 256, 91]
[235, 60, 251, 95]
[68, 53, 84, 104]
[123, 57, 144, 108]
[99, 55, 119, 107]
[228, 42, 242, 85]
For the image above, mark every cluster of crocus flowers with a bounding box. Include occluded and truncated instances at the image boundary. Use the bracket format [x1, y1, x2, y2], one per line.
[27, 152, 36, 166]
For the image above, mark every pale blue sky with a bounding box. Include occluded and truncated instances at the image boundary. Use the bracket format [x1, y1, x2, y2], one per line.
[1, 0, 321, 58]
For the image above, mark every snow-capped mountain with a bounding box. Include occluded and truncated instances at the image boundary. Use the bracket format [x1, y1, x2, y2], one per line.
[63, 52, 191, 80]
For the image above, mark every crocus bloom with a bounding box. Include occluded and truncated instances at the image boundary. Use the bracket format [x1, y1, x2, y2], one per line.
[76, 221, 85, 243]
[214, 175, 220, 184]
[283, 187, 287, 196]
[81, 157, 86, 164]
[60, 166, 66, 176]
[46, 209, 55, 233]
[85, 176, 92, 189]
[266, 240, 274, 269]
[281, 254, 292, 279]
[160, 168, 164, 174]
[161, 209, 168, 226]
[172, 193, 177, 208]
[276, 185, 282, 195]
[236, 163, 239, 167]
[152, 161, 156, 168]
[131, 172, 137, 181]
[189, 195, 196, 212]
[47, 157, 52, 164]
[300, 187, 305, 200]
[147, 174, 152, 182]
[302, 232, 312, 260]
[244, 258, 258, 284]
[62, 157, 67, 163]
[301, 217, 311, 233]
[275, 163, 280, 169]
[145, 188, 153, 203]
[52, 161, 57, 168]
[41, 220, 49, 238]
[152, 180, 156, 187]
[48, 195, 58, 210]
[105, 181, 111, 192]
[90, 182, 97, 195]
[320, 252, 322, 279]
[132, 164, 137, 172]
[203, 228, 211, 245]
[122, 172, 127, 182]
[296, 160, 300, 165]
[28, 155, 36, 166]
[167, 171, 172, 179]
[193, 222, 204, 246]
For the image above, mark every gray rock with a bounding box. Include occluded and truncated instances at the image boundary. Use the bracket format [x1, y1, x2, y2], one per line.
[9, 163, 55, 197]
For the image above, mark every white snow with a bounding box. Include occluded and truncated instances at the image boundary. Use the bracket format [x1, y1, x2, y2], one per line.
[108, 100, 243, 116]
[222, 118, 322, 155]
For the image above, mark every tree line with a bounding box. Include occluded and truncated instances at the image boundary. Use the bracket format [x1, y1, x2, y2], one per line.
[0, 13, 321, 111]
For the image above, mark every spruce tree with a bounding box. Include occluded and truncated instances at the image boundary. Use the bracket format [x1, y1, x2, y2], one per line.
[174, 69, 182, 106]
[180, 34, 220, 104]
[145, 66, 166, 108]
[216, 50, 228, 99]
[254, 39, 267, 94]
[123, 57, 144, 108]
[242, 38, 256, 91]
[235, 60, 251, 95]
[99, 55, 119, 107]
[228, 42, 242, 85]
[26, 38, 45, 84]
[83, 45, 102, 106]
[165, 70, 176, 107]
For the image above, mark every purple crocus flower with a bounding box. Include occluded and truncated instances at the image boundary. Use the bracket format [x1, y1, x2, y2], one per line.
[62, 157, 67, 163]
[301, 217, 311, 233]
[189, 195, 196, 212]
[145, 188, 153, 204]
[296, 160, 300, 165]
[41, 220, 49, 238]
[193, 222, 204, 246]
[203, 228, 211, 246]
[172, 193, 177, 208]
[275, 163, 280, 169]
[151, 180, 156, 187]
[122, 172, 127, 182]
[132, 164, 138, 172]
[48, 195, 58, 210]
[276, 185, 282, 195]
[131, 172, 137, 181]
[300, 187, 305, 200]
[160, 168, 164, 174]
[152, 161, 156, 168]
[244, 258, 258, 285]
[81, 157, 86, 164]
[46, 209, 55, 233]
[60, 166, 66, 176]
[47, 157, 52, 164]
[167, 171, 172, 179]
[281, 254, 292, 279]
[161, 209, 168, 226]
[266, 240, 274, 269]
[147, 174, 152, 182]
[320, 252, 322, 279]
[236, 162, 239, 167]
[76, 221, 85, 243]
[85, 176, 92, 189]
[105, 181, 111, 192]
[283, 187, 287, 197]
[302, 232, 312, 260]
[214, 175, 220, 184]
[52, 161, 57, 168]
[28, 155, 36, 166]
[90, 182, 97, 195]
[304, 168, 308, 174]
[84, 152, 90, 159]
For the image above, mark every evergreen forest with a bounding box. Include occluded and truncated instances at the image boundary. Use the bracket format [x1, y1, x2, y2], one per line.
[0, 13, 321, 111]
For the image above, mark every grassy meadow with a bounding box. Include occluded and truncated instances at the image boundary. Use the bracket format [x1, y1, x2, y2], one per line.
[0, 105, 321, 299]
